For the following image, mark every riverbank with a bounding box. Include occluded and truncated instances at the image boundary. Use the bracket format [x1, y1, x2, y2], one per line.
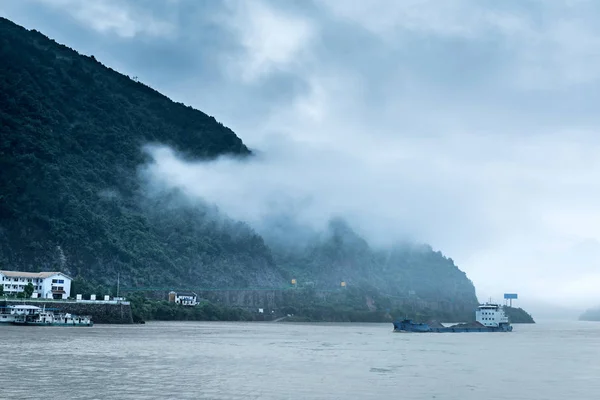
[129, 296, 254, 323]
[127, 293, 484, 324]
[127, 296, 390, 324]
[1, 296, 535, 325]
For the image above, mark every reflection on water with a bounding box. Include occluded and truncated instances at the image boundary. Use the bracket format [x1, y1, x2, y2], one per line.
[1, 320, 598, 399]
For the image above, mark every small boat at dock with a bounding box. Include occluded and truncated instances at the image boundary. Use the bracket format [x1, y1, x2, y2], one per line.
[0, 305, 93, 326]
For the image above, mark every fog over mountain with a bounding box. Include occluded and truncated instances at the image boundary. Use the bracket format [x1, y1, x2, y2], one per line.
[4, 0, 600, 315]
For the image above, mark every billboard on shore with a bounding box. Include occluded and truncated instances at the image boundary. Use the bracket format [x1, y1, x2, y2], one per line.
[504, 293, 518, 299]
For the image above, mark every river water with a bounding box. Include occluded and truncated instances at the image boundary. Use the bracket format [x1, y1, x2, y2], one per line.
[1, 320, 599, 399]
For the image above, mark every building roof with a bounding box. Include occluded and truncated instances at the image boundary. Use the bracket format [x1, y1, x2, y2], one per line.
[176, 292, 197, 297]
[9, 305, 41, 310]
[0, 270, 71, 279]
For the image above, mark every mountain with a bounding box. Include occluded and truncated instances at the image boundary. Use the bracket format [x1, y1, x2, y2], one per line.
[268, 218, 477, 307]
[0, 17, 478, 318]
[0, 16, 282, 289]
[579, 307, 600, 321]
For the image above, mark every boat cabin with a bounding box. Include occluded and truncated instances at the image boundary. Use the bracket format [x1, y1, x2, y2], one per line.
[475, 303, 509, 327]
[0, 305, 41, 323]
[9, 305, 41, 316]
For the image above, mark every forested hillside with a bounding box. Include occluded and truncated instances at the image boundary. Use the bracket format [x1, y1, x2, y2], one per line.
[0, 17, 281, 288]
[268, 218, 477, 307]
[503, 306, 535, 323]
[0, 17, 479, 318]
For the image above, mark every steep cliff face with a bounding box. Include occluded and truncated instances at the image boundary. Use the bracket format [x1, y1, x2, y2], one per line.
[0, 17, 478, 318]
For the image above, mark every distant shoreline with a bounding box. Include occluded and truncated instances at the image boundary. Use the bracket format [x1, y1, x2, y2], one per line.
[579, 307, 600, 321]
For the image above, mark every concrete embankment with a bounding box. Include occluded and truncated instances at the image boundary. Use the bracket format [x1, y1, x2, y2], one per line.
[1, 299, 133, 324]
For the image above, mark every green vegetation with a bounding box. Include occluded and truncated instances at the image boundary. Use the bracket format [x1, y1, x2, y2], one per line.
[127, 286, 465, 324]
[0, 17, 480, 321]
[270, 218, 478, 310]
[127, 293, 253, 323]
[503, 306, 535, 323]
[579, 307, 600, 321]
[0, 17, 278, 289]
[23, 283, 34, 298]
[273, 284, 473, 323]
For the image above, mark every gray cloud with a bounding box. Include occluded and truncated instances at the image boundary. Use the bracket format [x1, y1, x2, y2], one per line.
[4, 0, 600, 314]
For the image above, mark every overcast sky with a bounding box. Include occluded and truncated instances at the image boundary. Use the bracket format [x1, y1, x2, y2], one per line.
[4, 0, 600, 314]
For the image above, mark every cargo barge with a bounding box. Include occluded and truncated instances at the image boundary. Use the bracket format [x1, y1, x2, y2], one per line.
[393, 303, 513, 333]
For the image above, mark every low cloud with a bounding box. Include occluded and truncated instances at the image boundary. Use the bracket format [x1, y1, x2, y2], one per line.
[32, 0, 176, 38]
[217, 0, 316, 83]
[142, 122, 600, 312]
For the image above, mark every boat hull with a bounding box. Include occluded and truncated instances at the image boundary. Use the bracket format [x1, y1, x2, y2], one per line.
[11, 321, 93, 327]
[393, 319, 512, 333]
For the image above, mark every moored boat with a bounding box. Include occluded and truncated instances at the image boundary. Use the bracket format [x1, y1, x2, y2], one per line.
[1, 305, 93, 326]
[0, 304, 41, 323]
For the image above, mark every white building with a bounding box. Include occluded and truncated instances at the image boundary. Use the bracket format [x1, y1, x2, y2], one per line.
[169, 291, 198, 306]
[0, 270, 72, 299]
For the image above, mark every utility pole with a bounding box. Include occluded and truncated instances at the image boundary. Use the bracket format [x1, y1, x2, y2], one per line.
[117, 272, 120, 298]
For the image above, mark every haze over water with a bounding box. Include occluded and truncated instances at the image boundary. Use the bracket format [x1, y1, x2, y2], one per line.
[1, 321, 598, 399]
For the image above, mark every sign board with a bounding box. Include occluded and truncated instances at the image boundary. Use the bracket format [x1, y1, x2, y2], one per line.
[504, 293, 518, 299]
